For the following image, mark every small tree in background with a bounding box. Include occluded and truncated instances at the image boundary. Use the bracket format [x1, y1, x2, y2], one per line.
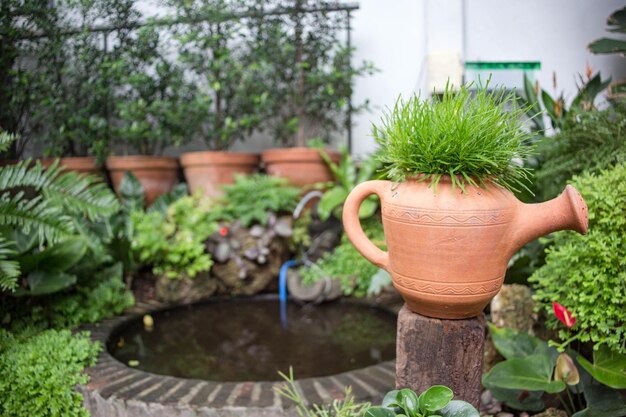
[170, 0, 271, 151]
[252, 0, 375, 147]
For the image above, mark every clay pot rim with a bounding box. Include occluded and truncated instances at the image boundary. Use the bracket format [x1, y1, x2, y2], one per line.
[106, 155, 178, 170]
[180, 151, 260, 167]
[261, 147, 340, 163]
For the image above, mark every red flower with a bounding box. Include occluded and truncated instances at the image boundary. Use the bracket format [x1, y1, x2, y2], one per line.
[219, 227, 228, 237]
[553, 302, 576, 328]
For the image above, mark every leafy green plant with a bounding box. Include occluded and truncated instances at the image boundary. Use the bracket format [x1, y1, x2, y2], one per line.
[533, 100, 626, 200]
[300, 219, 385, 297]
[257, 0, 376, 147]
[529, 163, 626, 354]
[170, 0, 269, 150]
[102, 171, 188, 279]
[588, 6, 626, 55]
[520, 71, 611, 134]
[275, 368, 370, 417]
[483, 324, 626, 416]
[317, 146, 382, 220]
[365, 386, 479, 417]
[0, 328, 101, 417]
[213, 174, 301, 226]
[0, 132, 120, 293]
[1, 263, 134, 331]
[112, 26, 209, 155]
[131, 193, 216, 279]
[373, 82, 534, 193]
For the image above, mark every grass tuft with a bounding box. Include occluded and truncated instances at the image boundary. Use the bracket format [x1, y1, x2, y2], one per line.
[373, 82, 535, 193]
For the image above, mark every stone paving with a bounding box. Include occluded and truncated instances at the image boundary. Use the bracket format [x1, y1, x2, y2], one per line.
[79, 300, 397, 417]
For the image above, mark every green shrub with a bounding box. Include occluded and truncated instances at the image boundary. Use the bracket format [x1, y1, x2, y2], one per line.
[0, 329, 100, 417]
[529, 163, 626, 353]
[131, 193, 216, 278]
[2, 263, 134, 331]
[534, 100, 626, 200]
[373, 83, 534, 193]
[214, 174, 301, 227]
[301, 219, 385, 297]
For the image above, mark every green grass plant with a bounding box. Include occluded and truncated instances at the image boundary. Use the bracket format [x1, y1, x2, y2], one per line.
[373, 82, 534, 193]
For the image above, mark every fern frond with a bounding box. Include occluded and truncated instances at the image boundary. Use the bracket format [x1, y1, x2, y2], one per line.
[43, 171, 120, 221]
[0, 131, 16, 154]
[0, 192, 73, 244]
[0, 235, 20, 291]
[0, 159, 62, 191]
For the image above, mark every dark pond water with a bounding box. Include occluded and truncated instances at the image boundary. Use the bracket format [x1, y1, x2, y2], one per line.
[109, 299, 396, 381]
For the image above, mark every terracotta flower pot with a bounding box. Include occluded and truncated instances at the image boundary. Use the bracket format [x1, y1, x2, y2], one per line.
[343, 177, 589, 319]
[106, 155, 179, 206]
[39, 156, 101, 176]
[261, 147, 340, 187]
[180, 151, 259, 198]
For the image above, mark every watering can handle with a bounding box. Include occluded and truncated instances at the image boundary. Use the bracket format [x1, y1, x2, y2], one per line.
[342, 181, 389, 270]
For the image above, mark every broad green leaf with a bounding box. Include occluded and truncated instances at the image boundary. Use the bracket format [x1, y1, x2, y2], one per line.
[398, 388, 419, 416]
[577, 346, 626, 389]
[318, 187, 348, 220]
[24, 271, 77, 295]
[364, 407, 396, 417]
[338, 147, 356, 189]
[439, 400, 480, 417]
[588, 38, 626, 54]
[419, 385, 453, 411]
[487, 387, 545, 411]
[359, 197, 378, 219]
[573, 383, 626, 417]
[18, 237, 87, 274]
[482, 353, 565, 393]
[541, 89, 559, 126]
[381, 389, 401, 408]
[488, 324, 548, 359]
[523, 74, 544, 131]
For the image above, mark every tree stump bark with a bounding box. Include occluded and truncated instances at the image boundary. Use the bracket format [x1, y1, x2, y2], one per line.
[396, 305, 485, 409]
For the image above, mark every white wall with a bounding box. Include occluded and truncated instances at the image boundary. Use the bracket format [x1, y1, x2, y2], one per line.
[350, 0, 626, 156]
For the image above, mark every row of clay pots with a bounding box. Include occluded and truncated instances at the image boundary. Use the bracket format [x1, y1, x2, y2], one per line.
[34, 147, 340, 205]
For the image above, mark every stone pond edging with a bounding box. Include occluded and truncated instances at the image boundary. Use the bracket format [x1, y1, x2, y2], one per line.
[79, 299, 397, 417]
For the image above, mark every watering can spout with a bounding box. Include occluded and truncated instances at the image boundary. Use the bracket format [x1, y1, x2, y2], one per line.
[511, 185, 589, 254]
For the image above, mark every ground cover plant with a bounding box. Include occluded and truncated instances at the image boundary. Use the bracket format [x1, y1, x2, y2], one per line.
[374, 82, 534, 193]
[0, 329, 101, 417]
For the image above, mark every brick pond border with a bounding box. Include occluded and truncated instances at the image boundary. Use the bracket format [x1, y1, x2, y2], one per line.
[79, 297, 398, 417]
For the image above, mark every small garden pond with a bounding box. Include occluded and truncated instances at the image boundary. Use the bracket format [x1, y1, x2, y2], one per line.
[109, 298, 396, 381]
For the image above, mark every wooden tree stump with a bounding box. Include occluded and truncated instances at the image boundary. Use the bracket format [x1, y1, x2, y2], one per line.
[395, 305, 485, 409]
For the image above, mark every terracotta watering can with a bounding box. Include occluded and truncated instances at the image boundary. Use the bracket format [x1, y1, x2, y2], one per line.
[343, 177, 588, 319]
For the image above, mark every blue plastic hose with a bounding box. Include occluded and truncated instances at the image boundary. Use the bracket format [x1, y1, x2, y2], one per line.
[278, 259, 300, 328]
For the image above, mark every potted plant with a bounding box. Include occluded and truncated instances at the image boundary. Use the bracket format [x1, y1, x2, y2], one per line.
[171, 0, 264, 197]
[106, 26, 203, 205]
[342, 83, 589, 319]
[257, 0, 374, 187]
